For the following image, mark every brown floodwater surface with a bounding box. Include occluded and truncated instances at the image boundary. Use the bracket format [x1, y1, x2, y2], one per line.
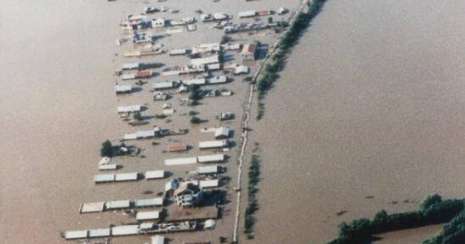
[248, 0, 465, 243]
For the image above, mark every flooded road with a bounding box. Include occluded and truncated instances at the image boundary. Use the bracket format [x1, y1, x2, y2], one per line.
[249, 0, 465, 243]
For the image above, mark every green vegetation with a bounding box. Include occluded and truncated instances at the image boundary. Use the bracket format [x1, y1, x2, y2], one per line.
[424, 211, 465, 244]
[188, 84, 202, 106]
[244, 154, 261, 239]
[100, 140, 113, 157]
[190, 116, 202, 124]
[256, 0, 328, 120]
[328, 194, 465, 244]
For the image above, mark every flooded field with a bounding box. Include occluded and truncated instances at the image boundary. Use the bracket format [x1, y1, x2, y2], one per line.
[0, 0, 300, 243]
[248, 0, 465, 243]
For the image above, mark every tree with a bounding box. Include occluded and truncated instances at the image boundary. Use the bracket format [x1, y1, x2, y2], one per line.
[421, 194, 443, 211]
[190, 116, 202, 124]
[100, 140, 113, 157]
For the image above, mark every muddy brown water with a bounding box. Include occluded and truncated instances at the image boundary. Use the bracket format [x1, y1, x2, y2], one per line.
[247, 0, 465, 243]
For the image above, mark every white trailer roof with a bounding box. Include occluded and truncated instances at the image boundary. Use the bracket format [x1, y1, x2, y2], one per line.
[115, 84, 132, 92]
[199, 179, 219, 188]
[94, 174, 115, 183]
[182, 78, 206, 86]
[197, 154, 225, 163]
[152, 235, 165, 244]
[197, 165, 219, 174]
[199, 140, 228, 149]
[153, 81, 175, 90]
[64, 230, 88, 240]
[164, 157, 197, 166]
[208, 75, 227, 84]
[207, 63, 221, 71]
[117, 105, 142, 113]
[105, 200, 131, 209]
[111, 225, 139, 236]
[115, 172, 139, 182]
[190, 55, 219, 66]
[88, 228, 111, 238]
[145, 170, 165, 180]
[134, 197, 164, 208]
[140, 222, 155, 230]
[122, 62, 140, 70]
[80, 202, 105, 213]
[136, 210, 160, 221]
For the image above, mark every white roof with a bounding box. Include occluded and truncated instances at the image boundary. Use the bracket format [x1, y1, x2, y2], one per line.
[124, 129, 157, 140]
[94, 174, 115, 183]
[153, 81, 175, 90]
[199, 179, 219, 188]
[115, 84, 133, 92]
[197, 154, 225, 163]
[134, 197, 164, 208]
[64, 230, 88, 240]
[213, 12, 228, 20]
[207, 63, 221, 71]
[145, 170, 165, 180]
[117, 105, 142, 113]
[199, 140, 228, 149]
[136, 210, 160, 221]
[238, 10, 257, 18]
[105, 200, 131, 209]
[164, 157, 197, 166]
[165, 179, 179, 191]
[80, 202, 105, 213]
[88, 228, 111, 238]
[208, 75, 227, 84]
[234, 65, 249, 74]
[182, 78, 206, 86]
[169, 48, 188, 55]
[152, 235, 165, 244]
[115, 172, 138, 182]
[98, 157, 111, 165]
[111, 225, 139, 236]
[214, 127, 231, 138]
[190, 55, 219, 66]
[121, 73, 136, 80]
[98, 164, 118, 171]
[122, 62, 140, 70]
[197, 165, 219, 174]
[140, 222, 155, 230]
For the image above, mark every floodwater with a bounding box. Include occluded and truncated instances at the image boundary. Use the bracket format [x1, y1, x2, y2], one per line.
[0, 0, 300, 243]
[249, 0, 465, 243]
